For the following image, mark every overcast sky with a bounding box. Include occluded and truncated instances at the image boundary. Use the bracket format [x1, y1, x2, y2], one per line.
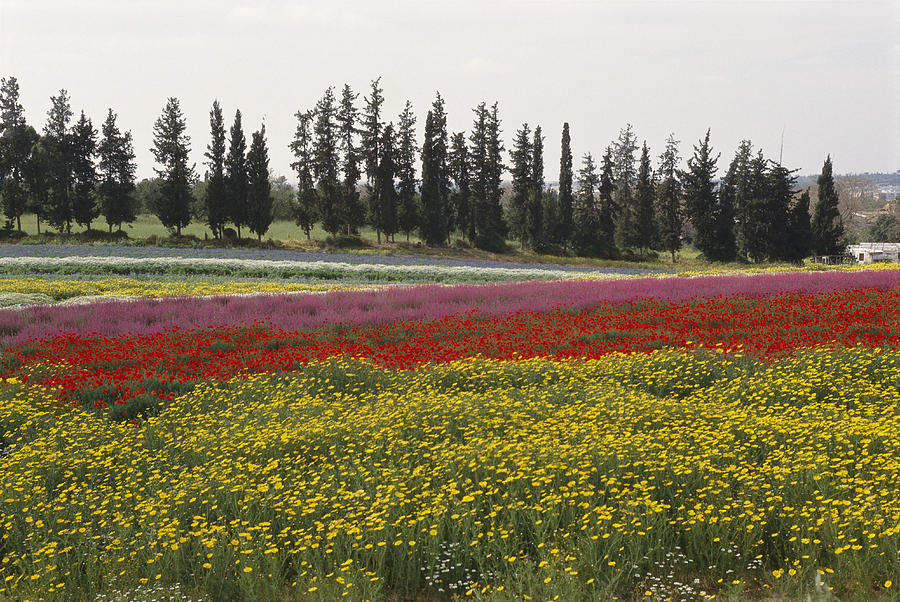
[2, 0, 898, 181]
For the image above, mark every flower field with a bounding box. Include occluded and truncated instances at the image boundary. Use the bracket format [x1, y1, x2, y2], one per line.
[1, 263, 899, 601]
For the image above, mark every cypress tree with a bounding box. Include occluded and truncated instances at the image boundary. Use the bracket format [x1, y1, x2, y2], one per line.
[150, 97, 194, 236]
[683, 129, 734, 261]
[396, 101, 419, 242]
[24, 137, 52, 234]
[738, 150, 770, 262]
[541, 188, 561, 246]
[508, 122, 532, 248]
[766, 160, 798, 261]
[312, 87, 342, 237]
[655, 134, 682, 262]
[43, 90, 74, 233]
[375, 123, 398, 241]
[811, 155, 844, 256]
[785, 189, 812, 263]
[722, 140, 753, 257]
[0, 76, 38, 232]
[597, 147, 617, 257]
[97, 109, 137, 232]
[633, 142, 655, 257]
[469, 104, 488, 247]
[420, 93, 450, 246]
[246, 123, 272, 241]
[361, 78, 384, 243]
[289, 110, 317, 240]
[558, 123, 574, 247]
[572, 152, 600, 256]
[469, 102, 506, 251]
[612, 124, 638, 249]
[204, 100, 227, 238]
[70, 111, 98, 230]
[449, 131, 472, 243]
[480, 102, 507, 251]
[338, 84, 364, 236]
[527, 126, 545, 248]
[224, 110, 248, 238]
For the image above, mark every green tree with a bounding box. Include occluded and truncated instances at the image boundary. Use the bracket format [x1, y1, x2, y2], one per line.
[375, 123, 398, 241]
[572, 152, 601, 256]
[97, 109, 137, 232]
[338, 84, 364, 235]
[420, 93, 450, 246]
[474, 102, 506, 251]
[508, 122, 532, 248]
[361, 78, 385, 243]
[313, 87, 342, 237]
[150, 97, 194, 236]
[597, 147, 618, 257]
[396, 101, 419, 242]
[683, 129, 734, 261]
[735, 150, 770, 262]
[541, 187, 561, 247]
[43, 89, 74, 233]
[24, 137, 52, 233]
[868, 213, 899, 243]
[527, 126, 545, 248]
[246, 123, 273, 241]
[134, 177, 162, 215]
[270, 175, 295, 220]
[557, 122, 574, 247]
[225, 109, 248, 238]
[655, 134, 682, 262]
[466, 102, 507, 252]
[289, 109, 317, 240]
[204, 100, 227, 238]
[766, 160, 798, 261]
[70, 111, 98, 230]
[0, 76, 38, 232]
[448, 131, 471, 243]
[785, 189, 813, 262]
[612, 124, 638, 248]
[811, 155, 845, 256]
[721, 139, 754, 257]
[633, 142, 656, 256]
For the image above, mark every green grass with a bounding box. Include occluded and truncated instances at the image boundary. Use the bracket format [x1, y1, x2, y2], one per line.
[7, 212, 813, 274]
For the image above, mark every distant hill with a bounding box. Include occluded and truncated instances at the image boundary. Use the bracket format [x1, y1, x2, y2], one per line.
[796, 171, 900, 189]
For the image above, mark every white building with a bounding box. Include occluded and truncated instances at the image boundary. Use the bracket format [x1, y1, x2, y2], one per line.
[847, 242, 900, 264]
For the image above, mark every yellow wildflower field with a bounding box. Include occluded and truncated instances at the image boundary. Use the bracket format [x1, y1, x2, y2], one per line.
[0, 348, 897, 600]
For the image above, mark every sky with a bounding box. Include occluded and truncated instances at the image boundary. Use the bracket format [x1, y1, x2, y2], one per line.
[1, 0, 898, 181]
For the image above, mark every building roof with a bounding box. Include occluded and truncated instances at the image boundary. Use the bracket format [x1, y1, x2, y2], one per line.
[848, 242, 900, 252]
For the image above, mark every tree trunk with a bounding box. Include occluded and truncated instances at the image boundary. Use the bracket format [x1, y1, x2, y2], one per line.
[376, 228, 381, 244]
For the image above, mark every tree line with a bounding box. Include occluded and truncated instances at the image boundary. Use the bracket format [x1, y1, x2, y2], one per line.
[0, 75, 846, 261]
